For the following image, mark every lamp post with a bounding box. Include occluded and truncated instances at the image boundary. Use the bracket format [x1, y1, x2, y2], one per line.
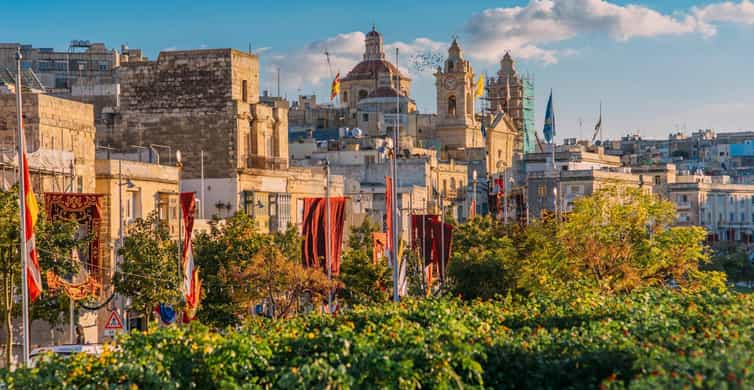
[472, 169, 477, 218]
[507, 176, 514, 223]
[117, 160, 135, 332]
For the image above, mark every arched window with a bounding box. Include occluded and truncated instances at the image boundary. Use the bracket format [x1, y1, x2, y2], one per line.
[448, 61, 454, 71]
[450, 178, 456, 191]
[467, 93, 473, 114]
[447, 95, 456, 117]
[358, 90, 368, 100]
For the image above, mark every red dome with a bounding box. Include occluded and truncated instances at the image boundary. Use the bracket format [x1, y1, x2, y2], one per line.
[342, 60, 410, 82]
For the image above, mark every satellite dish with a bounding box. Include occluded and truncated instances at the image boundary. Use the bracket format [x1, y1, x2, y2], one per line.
[351, 128, 363, 138]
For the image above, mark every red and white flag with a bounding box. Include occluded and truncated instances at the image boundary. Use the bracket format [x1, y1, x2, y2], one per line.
[22, 151, 42, 302]
[180, 192, 201, 322]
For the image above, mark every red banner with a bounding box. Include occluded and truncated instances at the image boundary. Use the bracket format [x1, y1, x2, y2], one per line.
[301, 197, 347, 276]
[44, 193, 103, 280]
[385, 176, 393, 253]
[180, 192, 201, 322]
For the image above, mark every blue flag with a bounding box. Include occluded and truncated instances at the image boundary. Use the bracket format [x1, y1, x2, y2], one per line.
[543, 90, 555, 144]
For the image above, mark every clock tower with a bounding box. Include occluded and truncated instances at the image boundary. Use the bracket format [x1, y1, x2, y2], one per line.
[434, 39, 480, 148]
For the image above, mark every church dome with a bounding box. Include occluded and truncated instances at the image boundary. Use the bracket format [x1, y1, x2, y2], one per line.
[342, 60, 410, 82]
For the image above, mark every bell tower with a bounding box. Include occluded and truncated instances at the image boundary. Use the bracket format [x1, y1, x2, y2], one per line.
[434, 39, 480, 148]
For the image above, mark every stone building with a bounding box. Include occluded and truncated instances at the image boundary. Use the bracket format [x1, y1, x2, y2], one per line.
[339, 27, 411, 109]
[486, 52, 536, 153]
[668, 175, 754, 242]
[94, 157, 180, 339]
[0, 41, 145, 125]
[434, 39, 480, 150]
[0, 93, 96, 193]
[109, 48, 337, 232]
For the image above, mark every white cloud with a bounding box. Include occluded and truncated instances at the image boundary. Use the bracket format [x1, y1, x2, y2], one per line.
[462, 0, 713, 64]
[693, 0, 754, 25]
[264, 31, 444, 92]
[263, 0, 754, 99]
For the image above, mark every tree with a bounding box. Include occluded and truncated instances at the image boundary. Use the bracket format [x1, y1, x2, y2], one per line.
[114, 212, 180, 329]
[0, 189, 81, 367]
[224, 246, 335, 320]
[194, 213, 308, 326]
[447, 216, 519, 300]
[704, 242, 754, 286]
[537, 186, 724, 295]
[339, 219, 391, 305]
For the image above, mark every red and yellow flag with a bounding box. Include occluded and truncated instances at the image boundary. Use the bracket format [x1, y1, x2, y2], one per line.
[330, 73, 340, 101]
[22, 152, 42, 302]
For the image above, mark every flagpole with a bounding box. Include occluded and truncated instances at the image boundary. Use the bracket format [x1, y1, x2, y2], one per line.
[325, 159, 333, 311]
[391, 48, 400, 303]
[599, 101, 603, 145]
[15, 48, 30, 368]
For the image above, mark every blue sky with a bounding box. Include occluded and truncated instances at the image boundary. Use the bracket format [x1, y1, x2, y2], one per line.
[3, 0, 753, 140]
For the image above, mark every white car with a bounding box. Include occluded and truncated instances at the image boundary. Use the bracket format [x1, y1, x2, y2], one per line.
[29, 344, 105, 366]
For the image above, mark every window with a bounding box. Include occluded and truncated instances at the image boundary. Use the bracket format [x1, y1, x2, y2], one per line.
[358, 90, 368, 100]
[498, 150, 502, 159]
[466, 93, 472, 114]
[362, 113, 369, 122]
[654, 175, 661, 185]
[680, 194, 688, 203]
[242, 80, 248, 102]
[730, 212, 735, 222]
[443, 179, 447, 194]
[450, 178, 456, 191]
[537, 185, 546, 198]
[343, 91, 348, 102]
[448, 62, 454, 71]
[447, 95, 456, 116]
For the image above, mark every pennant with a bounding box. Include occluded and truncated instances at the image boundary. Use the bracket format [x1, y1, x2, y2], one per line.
[154, 304, 176, 325]
[474, 74, 485, 97]
[330, 73, 340, 101]
[543, 90, 556, 144]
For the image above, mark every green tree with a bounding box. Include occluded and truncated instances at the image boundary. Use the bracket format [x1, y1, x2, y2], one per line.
[447, 216, 519, 299]
[114, 212, 180, 329]
[0, 189, 81, 367]
[704, 242, 754, 286]
[530, 186, 724, 295]
[224, 245, 334, 320]
[339, 219, 391, 305]
[194, 213, 305, 326]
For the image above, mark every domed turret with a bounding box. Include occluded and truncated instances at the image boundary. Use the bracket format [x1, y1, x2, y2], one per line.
[364, 25, 384, 61]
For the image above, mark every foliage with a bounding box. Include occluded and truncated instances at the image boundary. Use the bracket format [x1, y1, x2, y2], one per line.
[224, 246, 335, 320]
[704, 242, 754, 285]
[339, 219, 391, 305]
[6, 289, 754, 388]
[447, 187, 725, 300]
[447, 216, 519, 299]
[114, 212, 180, 327]
[194, 212, 310, 326]
[0, 189, 81, 367]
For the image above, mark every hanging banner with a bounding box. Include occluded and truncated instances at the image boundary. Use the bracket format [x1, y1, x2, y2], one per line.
[301, 197, 347, 276]
[372, 232, 387, 265]
[44, 193, 103, 278]
[180, 192, 201, 322]
[46, 271, 101, 301]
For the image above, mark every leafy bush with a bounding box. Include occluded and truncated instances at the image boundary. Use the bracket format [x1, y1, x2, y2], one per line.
[4, 288, 754, 388]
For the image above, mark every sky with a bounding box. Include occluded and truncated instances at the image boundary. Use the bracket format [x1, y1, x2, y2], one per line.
[2, 0, 753, 141]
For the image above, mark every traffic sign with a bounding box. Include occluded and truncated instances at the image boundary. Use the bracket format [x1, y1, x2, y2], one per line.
[104, 311, 124, 330]
[104, 329, 115, 337]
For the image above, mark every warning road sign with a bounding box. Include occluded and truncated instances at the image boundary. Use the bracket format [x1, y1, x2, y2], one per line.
[104, 311, 124, 330]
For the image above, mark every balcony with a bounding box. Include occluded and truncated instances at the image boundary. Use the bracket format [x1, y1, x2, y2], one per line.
[247, 155, 289, 170]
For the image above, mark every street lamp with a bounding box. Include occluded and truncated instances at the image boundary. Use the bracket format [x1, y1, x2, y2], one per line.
[472, 169, 477, 218]
[117, 160, 135, 333]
